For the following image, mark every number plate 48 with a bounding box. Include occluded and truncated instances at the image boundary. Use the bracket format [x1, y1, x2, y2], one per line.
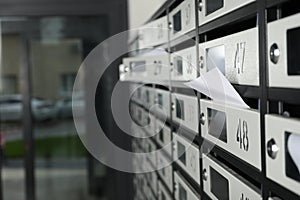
[200, 99, 262, 170]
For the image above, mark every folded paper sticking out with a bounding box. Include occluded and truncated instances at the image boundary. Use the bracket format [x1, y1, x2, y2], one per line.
[184, 68, 249, 109]
[288, 133, 300, 174]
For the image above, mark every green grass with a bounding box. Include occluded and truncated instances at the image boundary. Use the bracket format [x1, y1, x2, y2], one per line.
[4, 135, 86, 158]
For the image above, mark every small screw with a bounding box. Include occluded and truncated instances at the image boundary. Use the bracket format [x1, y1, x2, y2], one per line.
[171, 102, 175, 111]
[199, 56, 204, 69]
[203, 169, 208, 181]
[200, 113, 205, 125]
[198, 1, 203, 12]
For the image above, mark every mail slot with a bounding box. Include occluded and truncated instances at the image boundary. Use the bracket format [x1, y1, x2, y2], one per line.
[265, 114, 300, 195]
[120, 51, 169, 82]
[143, 86, 155, 108]
[172, 93, 199, 133]
[173, 132, 200, 185]
[158, 180, 173, 200]
[131, 105, 144, 126]
[146, 137, 157, 167]
[171, 46, 198, 81]
[174, 171, 199, 200]
[138, 15, 168, 48]
[156, 119, 172, 156]
[157, 151, 173, 192]
[200, 99, 261, 170]
[199, 27, 259, 86]
[154, 89, 171, 118]
[198, 0, 256, 26]
[142, 112, 156, 137]
[121, 57, 147, 82]
[202, 155, 262, 200]
[268, 13, 300, 89]
[130, 83, 144, 104]
[169, 0, 196, 40]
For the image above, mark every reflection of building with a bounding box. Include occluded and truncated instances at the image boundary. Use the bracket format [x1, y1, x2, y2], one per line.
[1, 34, 82, 100]
[1, 34, 21, 94]
[30, 39, 82, 100]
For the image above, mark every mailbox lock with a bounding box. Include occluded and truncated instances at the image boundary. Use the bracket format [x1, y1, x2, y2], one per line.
[171, 102, 175, 111]
[199, 56, 204, 69]
[120, 64, 129, 73]
[174, 183, 178, 191]
[198, 1, 203, 12]
[200, 113, 206, 125]
[267, 138, 279, 159]
[202, 168, 208, 181]
[172, 141, 177, 151]
[270, 43, 280, 64]
[168, 22, 173, 30]
[124, 65, 130, 73]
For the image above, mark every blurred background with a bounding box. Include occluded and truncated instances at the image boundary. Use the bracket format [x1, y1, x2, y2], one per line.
[0, 0, 163, 200]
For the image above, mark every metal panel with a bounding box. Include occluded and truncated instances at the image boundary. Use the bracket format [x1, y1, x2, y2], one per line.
[157, 151, 174, 192]
[268, 13, 300, 89]
[145, 137, 157, 167]
[139, 15, 168, 48]
[173, 132, 200, 185]
[199, 27, 259, 86]
[202, 155, 262, 200]
[198, 0, 256, 26]
[156, 119, 172, 155]
[142, 86, 156, 108]
[174, 171, 199, 200]
[154, 89, 171, 118]
[121, 57, 147, 82]
[171, 93, 199, 133]
[120, 53, 169, 82]
[147, 170, 158, 196]
[146, 53, 170, 82]
[265, 114, 300, 196]
[171, 46, 198, 81]
[169, 0, 196, 40]
[158, 180, 173, 200]
[200, 99, 261, 170]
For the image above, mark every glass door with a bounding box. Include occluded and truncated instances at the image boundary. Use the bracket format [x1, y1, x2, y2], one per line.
[0, 16, 110, 200]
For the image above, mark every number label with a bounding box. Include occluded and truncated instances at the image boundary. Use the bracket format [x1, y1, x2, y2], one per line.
[236, 119, 249, 151]
[186, 54, 193, 74]
[234, 42, 246, 74]
[240, 193, 250, 200]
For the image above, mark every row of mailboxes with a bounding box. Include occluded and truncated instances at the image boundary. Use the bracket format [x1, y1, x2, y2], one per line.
[131, 92, 300, 197]
[139, 0, 257, 47]
[127, 1, 300, 199]
[123, 12, 300, 89]
[133, 137, 267, 200]
[130, 85, 199, 133]
[202, 154, 261, 200]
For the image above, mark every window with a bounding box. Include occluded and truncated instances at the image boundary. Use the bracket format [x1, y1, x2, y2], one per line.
[60, 73, 76, 97]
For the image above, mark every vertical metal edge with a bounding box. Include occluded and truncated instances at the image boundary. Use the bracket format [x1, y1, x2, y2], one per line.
[20, 36, 35, 200]
[258, 0, 269, 199]
[194, 0, 204, 199]
[166, 3, 176, 199]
